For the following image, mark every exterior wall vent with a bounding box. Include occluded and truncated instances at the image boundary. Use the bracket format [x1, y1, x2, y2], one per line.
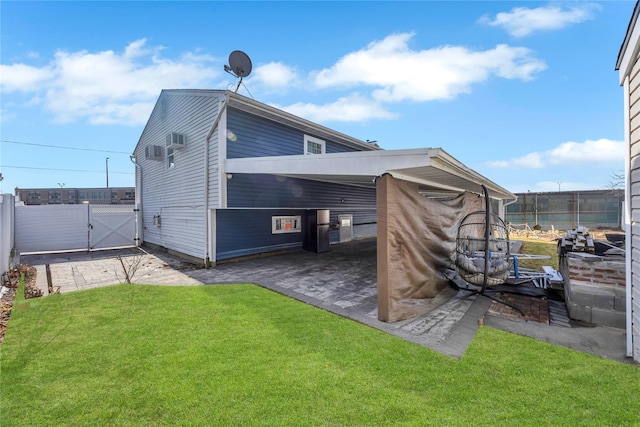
[145, 145, 164, 161]
[166, 132, 186, 149]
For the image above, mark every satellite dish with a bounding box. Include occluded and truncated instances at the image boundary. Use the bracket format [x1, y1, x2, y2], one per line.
[228, 50, 252, 78]
[224, 50, 252, 93]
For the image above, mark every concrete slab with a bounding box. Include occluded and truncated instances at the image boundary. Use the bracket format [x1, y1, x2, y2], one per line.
[484, 315, 628, 363]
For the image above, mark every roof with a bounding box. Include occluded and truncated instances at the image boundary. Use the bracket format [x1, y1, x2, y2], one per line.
[136, 89, 516, 202]
[616, 1, 640, 82]
[134, 89, 380, 154]
[225, 148, 516, 201]
[226, 91, 381, 152]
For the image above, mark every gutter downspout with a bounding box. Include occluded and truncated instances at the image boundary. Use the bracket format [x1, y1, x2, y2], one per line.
[623, 76, 633, 358]
[129, 155, 142, 248]
[203, 95, 229, 267]
[501, 196, 518, 223]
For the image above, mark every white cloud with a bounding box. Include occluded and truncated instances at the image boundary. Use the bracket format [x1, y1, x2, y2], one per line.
[250, 62, 298, 91]
[0, 63, 53, 92]
[277, 94, 397, 123]
[478, 3, 599, 37]
[487, 139, 624, 169]
[313, 33, 546, 103]
[0, 109, 17, 123]
[1, 39, 219, 125]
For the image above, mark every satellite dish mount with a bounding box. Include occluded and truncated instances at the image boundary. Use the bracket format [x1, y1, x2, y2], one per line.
[224, 50, 253, 93]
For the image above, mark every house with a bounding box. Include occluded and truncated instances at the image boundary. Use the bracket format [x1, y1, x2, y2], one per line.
[616, 0, 640, 363]
[132, 89, 515, 321]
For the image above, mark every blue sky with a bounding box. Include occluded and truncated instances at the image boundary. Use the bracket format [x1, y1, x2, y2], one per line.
[0, 1, 634, 194]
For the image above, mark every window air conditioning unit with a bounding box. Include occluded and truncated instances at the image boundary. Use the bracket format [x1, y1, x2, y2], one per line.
[166, 132, 186, 149]
[145, 145, 164, 161]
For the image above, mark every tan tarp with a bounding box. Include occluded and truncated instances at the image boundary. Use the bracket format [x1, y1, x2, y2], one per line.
[377, 175, 485, 322]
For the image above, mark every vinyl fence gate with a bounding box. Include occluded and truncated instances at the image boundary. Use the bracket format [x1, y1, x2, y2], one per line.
[15, 204, 137, 254]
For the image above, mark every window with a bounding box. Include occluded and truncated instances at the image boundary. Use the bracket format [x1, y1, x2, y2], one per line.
[304, 135, 325, 155]
[272, 216, 302, 234]
[167, 147, 175, 168]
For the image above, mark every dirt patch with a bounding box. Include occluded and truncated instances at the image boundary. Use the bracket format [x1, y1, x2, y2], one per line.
[510, 227, 624, 243]
[0, 265, 37, 347]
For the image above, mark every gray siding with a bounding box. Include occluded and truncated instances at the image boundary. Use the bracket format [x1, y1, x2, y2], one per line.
[222, 174, 377, 259]
[227, 174, 376, 209]
[630, 49, 640, 362]
[216, 209, 305, 260]
[216, 208, 376, 261]
[226, 108, 360, 158]
[134, 91, 222, 260]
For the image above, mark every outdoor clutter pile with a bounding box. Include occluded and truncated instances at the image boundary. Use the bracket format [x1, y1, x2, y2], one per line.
[0, 267, 21, 346]
[0, 265, 41, 346]
[558, 226, 594, 255]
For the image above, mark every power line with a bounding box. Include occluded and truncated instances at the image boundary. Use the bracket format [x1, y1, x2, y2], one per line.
[0, 139, 131, 154]
[0, 165, 134, 175]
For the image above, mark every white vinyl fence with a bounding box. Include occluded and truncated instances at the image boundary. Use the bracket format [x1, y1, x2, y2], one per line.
[15, 204, 136, 254]
[0, 194, 16, 279]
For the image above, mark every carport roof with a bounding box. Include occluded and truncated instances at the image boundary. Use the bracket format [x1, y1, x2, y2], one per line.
[225, 147, 516, 201]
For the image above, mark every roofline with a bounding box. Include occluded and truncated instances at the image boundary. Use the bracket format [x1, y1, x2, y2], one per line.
[133, 89, 382, 155]
[428, 148, 516, 200]
[225, 91, 381, 152]
[226, 147, 516, 201]
[616, 1, 640, 81]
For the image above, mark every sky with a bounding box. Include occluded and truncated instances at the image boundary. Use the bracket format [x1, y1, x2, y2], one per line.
[0, 1, 635, 195]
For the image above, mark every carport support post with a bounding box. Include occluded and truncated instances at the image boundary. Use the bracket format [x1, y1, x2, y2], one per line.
[376, 174, 392, 322]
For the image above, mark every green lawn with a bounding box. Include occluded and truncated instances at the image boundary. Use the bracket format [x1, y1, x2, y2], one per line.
[1, 283, 638, 426]
[517, 238, 560, 270]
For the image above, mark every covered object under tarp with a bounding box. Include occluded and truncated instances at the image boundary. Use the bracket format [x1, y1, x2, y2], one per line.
[376, 175, 487, 322]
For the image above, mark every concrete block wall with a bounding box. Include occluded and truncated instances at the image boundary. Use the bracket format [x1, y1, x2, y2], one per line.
[559, 252, 626, 329]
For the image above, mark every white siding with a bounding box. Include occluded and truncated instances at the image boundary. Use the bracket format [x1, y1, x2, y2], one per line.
[208, 107, 222, 208]
[134, 91, 222, 261]
[629, 49, 640, 363]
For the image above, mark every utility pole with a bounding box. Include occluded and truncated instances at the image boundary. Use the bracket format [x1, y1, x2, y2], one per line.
[106, 157, 109, 188]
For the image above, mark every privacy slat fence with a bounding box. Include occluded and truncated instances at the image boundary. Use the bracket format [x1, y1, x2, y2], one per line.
[15, 204, 135, 254]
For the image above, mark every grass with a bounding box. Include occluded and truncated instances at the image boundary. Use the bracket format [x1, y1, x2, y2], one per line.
[1, 284, 639, 426]
[516, 238, 560, 270]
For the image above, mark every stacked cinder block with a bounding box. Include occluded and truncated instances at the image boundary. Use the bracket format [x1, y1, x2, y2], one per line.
[559, 252, 626, 329]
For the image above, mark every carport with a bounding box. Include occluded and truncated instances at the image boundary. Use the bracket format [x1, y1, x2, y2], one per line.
[226, 147, 513, 201]
[226, 147, 516, 323]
